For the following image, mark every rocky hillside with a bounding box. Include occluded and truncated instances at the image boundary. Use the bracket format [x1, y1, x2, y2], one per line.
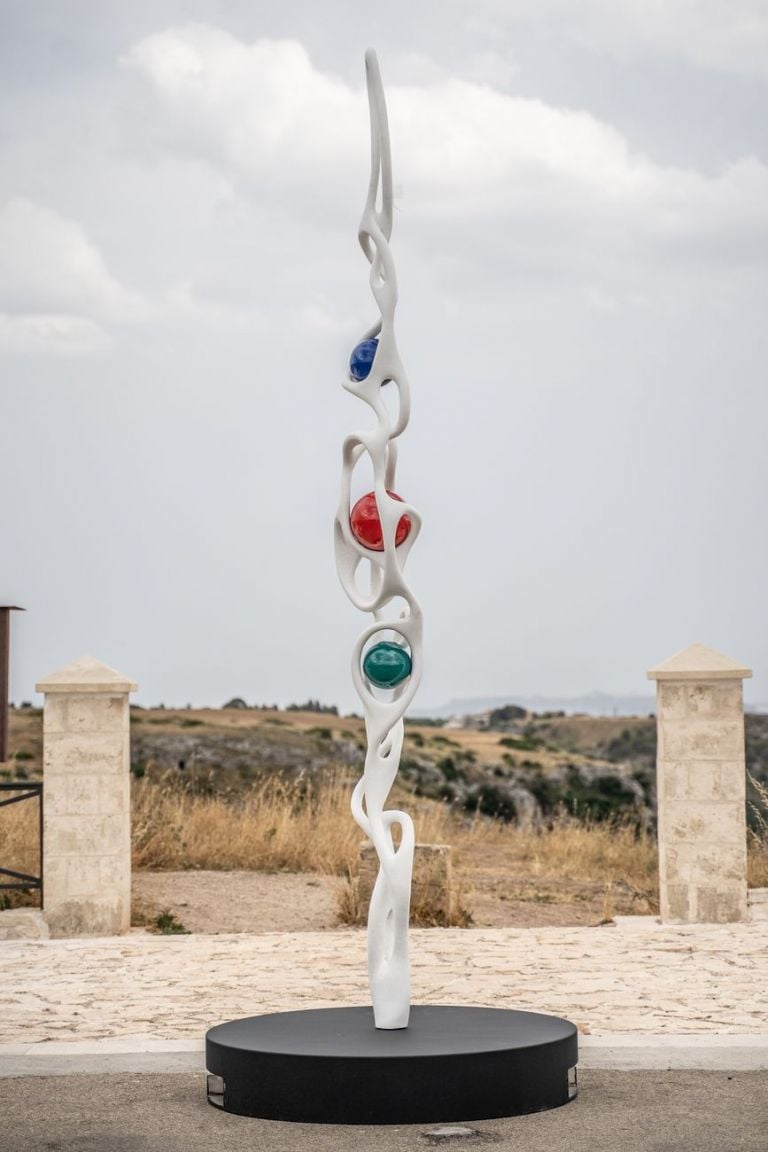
[128, 708, 654, 826]
[6, 704, 768, 829]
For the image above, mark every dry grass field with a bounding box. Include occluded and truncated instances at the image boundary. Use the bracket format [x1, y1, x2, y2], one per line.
[2, 706, 767, 930]
[1, 764, 663, 925]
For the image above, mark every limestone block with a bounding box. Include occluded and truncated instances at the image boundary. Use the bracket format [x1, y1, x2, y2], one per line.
[99, 855, 129, 888]
[648, 644, 751, 683]
[46, 814, 126, 858]
[43, 694, 128, 736]
[661, 801, 746, 847]
[662, 879, 746, 924]
[44, 733, 126, 775]
[98, 775, 129, 815]
[748, 889, 768, 923]
[42, 853, 68, 888]
[658, 761, 684, 801]
[66, 858, 102, 897]
[36, 656, 138, 696]
[664, 842, 746, 885]
[659, 719, 744, 762]
[42, 776, 68, 816]
[658, 681, 743, 720]
[694, 885, 747, 924]
[718, 760, 747, 797]
[662, 883, 692, 921]
[45, 896, 129, 938]
[660, 761, 743, 803]
[66, 775, 101, 816]
[0, 909, 49, 940]
[685, 763, 725, 802]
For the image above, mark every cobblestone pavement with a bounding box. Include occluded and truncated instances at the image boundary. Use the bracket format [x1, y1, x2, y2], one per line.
[2, 921, 766, 1044]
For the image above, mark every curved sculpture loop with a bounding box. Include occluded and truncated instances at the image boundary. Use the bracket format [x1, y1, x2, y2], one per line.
[334, 49, 423, 1030]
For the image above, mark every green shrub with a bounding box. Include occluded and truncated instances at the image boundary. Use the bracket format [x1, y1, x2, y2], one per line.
[154, 909, 189, 935]
[488, 704, 527, 727]
[563, 768, 639, 821]
[437, 756, 465, 782]
[286, 700, 338, 715]
[602, 725, 656, 765]
[464, 784, 517, 822]
[499, 735, 542, 752]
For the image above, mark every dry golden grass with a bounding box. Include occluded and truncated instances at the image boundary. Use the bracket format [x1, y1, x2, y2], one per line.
[0, 787, 41, 909]
[748, 853, 768, 888]
[335, 867, 474, 929]
[132, 773, 359, 873]
[4, 768, 768, 923]
[748, 774, 768, 888]
[486, 818, 656, 888]
[131, 772, 463, 875]
[130, 773, 661, 913]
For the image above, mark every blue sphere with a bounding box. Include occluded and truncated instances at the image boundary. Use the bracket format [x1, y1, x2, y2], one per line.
[349, 338, 378, 382]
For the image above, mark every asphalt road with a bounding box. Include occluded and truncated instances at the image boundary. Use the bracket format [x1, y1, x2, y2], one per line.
[2, 1070, 767, 1151]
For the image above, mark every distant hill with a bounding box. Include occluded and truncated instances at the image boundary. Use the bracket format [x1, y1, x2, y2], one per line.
[8, 703, 768, 831]
[413, 692, 657, 719]
[414, 691, 768, 719]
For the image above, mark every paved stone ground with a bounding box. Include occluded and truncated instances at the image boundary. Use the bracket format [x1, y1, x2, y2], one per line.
[3, 1071, 768, 1152]
[2, 920, 767, 1043]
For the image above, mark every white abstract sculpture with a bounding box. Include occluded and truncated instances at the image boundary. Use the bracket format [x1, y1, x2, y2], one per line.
[334, 49, 423, 1030]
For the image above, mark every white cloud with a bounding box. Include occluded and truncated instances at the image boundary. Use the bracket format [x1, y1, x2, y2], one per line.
[122, 27, 768, 277]
[0, 199, 139, 319]
[0, 198, 147, 355]
[123, 30, 362, 184]
[528, 0, 768, 77]
[0, 314, 109, 356]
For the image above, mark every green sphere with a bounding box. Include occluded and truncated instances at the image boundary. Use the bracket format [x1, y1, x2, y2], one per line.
[362, 641, 412, 688]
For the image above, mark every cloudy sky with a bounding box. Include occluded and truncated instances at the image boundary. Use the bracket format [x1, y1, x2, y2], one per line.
[2, 1, 767, 712]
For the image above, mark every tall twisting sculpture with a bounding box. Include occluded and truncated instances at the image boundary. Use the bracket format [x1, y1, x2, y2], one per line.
[205, 50, 578, 1124]
[334, 49, 422, 1030]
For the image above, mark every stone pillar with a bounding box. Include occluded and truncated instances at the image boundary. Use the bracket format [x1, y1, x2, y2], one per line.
[648, 642, 750, 924]
[36, 656, 137, 937]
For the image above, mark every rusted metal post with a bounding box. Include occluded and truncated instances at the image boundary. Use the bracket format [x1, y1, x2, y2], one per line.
[0, 606, 24, 764]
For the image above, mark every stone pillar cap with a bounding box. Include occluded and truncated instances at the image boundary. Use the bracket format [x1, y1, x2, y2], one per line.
[647, 642, 752, 682]
[36, 655, 138, 694]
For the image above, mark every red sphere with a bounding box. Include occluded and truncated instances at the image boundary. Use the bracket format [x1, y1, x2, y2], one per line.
[350, 490, 411, 552]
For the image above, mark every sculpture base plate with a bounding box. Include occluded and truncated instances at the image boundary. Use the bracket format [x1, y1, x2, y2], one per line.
[205, 1005, 578, 1124]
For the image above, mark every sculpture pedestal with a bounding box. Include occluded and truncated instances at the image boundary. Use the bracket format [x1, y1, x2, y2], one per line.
[206, 1005, 578, 1124]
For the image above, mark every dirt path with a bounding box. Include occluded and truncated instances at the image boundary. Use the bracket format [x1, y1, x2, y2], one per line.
[132, 871, 340, 934]
[132, 869, 630, 933]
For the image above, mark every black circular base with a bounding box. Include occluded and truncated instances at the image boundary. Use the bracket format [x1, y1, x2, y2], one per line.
[205, 1005, 578, 1124]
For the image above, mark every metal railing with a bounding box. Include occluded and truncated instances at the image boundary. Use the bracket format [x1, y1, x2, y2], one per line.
[0, 781, 43, 903]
